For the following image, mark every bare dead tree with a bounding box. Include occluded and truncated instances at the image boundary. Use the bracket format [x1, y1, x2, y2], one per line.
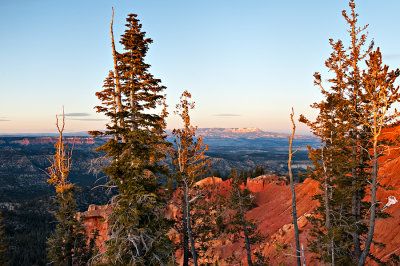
[110, 8, 123, 116]
[288, 108, 302, 266]
[45, 108, 74, 194]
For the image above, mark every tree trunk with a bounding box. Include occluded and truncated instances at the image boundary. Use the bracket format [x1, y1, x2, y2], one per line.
[321, 144, 333, 264]
[289, 109, 301, 266]
[66, 227, 73, 266]
[184, 182, 198, 266]
[182, 194, 189, 266]
[358, 138, 378, 266]
[238, 189, 253, 266]
[301, 244, 306, 266]
[351, 131, 362, 260]
[110, 8, 125, 143]
[289, 170, 301, 266]
[110, 7, 123, 114]
[130, 86, 136, 131]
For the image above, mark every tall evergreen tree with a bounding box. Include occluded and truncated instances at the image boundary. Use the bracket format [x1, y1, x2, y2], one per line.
[355, 48, 400, 265]
[300, 37, 358, 264]
[300, 2, 371, 261]
[301, 1, 400, 264]
[90, 11, 173, 264]
[46, 112, 90, 266]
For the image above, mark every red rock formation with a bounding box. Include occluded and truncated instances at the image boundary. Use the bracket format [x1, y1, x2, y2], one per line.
[11, 138, 30, 145]
[77, 204, 112, 253]
[9, 137, 96, 145]
[78, 126, 400, 265]
[191, 176, 317, 265]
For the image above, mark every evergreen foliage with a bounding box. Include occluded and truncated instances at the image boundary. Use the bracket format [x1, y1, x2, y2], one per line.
[90, 12, 173, 264]
[191, 185, 227, 262]
[226, 168, 266, 266]
[238, 166, 265, 180]
[46, 188, 90, 266]
[45, 113, 92, 266]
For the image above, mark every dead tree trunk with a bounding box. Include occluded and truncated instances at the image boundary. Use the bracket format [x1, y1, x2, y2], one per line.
[289, 108, 301, 266]
[110, 7, 125, 142]
[110, 7, 123, 114]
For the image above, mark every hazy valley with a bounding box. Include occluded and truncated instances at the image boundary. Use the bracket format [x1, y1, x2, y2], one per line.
[0, 128, 317, 202]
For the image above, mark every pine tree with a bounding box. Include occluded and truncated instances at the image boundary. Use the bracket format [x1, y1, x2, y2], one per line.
[90, 11, 173, 264]
[300, 42, 358, 264]
[192, 184, 227, 263]
[355, 48, 400, 265]
[171, 90, 210, 266]
[301, 1, 400, 264]
[300, 3, 370, 261]
[47, 188, 89, 266]
[45, 112, 90, 266]
[226, 168, 266, 266]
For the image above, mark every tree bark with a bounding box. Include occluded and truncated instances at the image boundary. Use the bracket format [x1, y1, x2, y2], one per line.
[289, 109, 301, 266]
[110, 7, 123, 114]
[301, 244, 306, 266]
[238, 189, 253, 266]
[184, 181, 198, 266]
[351, 131, 362, 260]
[322, 144, 334, 265]
[110, 7, 124, 142]
[182, 194, 189, 266]
[358, 138, 378, 266]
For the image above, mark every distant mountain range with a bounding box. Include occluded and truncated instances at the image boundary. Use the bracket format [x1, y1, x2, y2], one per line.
[194, 127, 304, 138]
[1, 127, 314, 139]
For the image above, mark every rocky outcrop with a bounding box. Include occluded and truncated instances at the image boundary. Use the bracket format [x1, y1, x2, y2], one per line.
[187, 176, 318, 265]
[77, 204, 113, 253]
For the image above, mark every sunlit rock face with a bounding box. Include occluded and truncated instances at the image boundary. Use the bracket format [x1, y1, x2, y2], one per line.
[77, 204, 113, 253]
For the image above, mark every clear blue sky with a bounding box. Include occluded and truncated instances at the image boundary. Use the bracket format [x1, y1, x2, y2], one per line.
[1, 0, 400, 134]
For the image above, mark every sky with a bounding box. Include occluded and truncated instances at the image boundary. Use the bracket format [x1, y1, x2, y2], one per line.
[1, 0, 400, 134]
